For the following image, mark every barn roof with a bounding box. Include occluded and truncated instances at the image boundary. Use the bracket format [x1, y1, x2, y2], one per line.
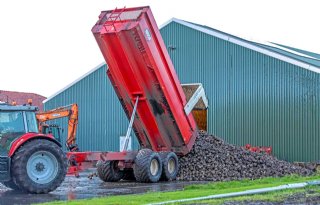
[162, 18, 320, 72]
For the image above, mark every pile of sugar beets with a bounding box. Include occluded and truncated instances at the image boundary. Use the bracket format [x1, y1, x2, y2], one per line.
[177, 131, 313, 181]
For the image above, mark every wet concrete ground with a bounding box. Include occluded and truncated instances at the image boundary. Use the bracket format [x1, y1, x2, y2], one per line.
[0, 169, 208, 205]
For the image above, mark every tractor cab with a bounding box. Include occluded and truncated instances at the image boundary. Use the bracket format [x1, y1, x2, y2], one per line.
[0, 103, 63, 147]
[0, 104, 39, 154]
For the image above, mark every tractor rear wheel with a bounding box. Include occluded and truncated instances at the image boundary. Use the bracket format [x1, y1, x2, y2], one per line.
[160, 152, 179, 181]
[97, 160, 123, 182]
[1, 179, 20, 190]
[11, 139, 67, 194]
[133, 149, 162, 183]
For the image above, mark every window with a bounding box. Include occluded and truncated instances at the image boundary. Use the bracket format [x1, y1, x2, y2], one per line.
[0, 111, 25, 134]
[25, 112, 38, 133]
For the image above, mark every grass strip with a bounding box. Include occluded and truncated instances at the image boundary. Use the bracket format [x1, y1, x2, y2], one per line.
[40, 174, 320, 205]
[195, 185, 320, 204]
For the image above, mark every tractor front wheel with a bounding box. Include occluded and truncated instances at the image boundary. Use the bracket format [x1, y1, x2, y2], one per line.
[11, 139, 67, 194]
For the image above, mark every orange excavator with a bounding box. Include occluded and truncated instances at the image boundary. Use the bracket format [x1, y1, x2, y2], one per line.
[36, 104, 79, 151]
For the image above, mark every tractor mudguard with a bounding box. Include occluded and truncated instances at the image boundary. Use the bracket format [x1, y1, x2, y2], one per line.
[8, 133, 61, 157]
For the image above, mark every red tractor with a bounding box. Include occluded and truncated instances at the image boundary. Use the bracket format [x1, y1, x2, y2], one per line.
[0, 103, 67, 193]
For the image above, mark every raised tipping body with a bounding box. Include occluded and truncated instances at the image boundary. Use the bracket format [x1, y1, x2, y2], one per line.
[92, 6, 198, 155]
[66, 6, 206, 183]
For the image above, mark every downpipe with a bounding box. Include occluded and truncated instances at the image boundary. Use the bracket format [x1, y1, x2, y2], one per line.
[148, 180, 320, 205]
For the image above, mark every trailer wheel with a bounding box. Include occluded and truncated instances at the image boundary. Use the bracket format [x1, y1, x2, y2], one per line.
[97, 160, 123, 182]
[11, 139, 67, 194]
[122, 169, 135, 181]
[1, 180, 20, 190]
[160, 152, 179, 181]
[133, 149, 162, 183]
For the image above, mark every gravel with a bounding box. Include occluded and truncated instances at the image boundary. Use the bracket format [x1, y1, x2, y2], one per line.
[177, 131, 313, 181]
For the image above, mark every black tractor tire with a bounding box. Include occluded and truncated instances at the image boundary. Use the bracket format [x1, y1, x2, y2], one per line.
[122, 169, 135, 181]
[133, 149, 162, 183]
[160, 152, 179, 181]
[97, 160, 123, 182]
[11, 139, 67, 194]
[1, 179, 20, 190]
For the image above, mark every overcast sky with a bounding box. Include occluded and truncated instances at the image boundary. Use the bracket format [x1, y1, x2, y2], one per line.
[0, 0, 319, 97]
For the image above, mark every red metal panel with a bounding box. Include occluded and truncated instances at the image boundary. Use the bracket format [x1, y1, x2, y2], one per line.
[66, 151, 138, 175]
[66, 151, 137, 162]
[8, 133, 55, 157]
[92, 6, 198, 155]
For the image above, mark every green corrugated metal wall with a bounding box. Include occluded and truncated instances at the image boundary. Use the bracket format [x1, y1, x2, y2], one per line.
[44, 21, 320, 162]
[161, 22, 320, 162]
[44, 65, 139, 152]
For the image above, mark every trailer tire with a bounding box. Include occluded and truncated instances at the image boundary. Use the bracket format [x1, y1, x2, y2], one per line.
[133, 149, 162, 183]
[11, 139, 67, 194]
[122, 169, 135, 181]
[160, 152, 179, 181]
[97, 160, 123, 182]
[1, 180, 20, 190]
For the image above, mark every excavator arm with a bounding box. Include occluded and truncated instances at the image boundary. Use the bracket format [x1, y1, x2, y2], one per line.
[36, 104, 79, 151]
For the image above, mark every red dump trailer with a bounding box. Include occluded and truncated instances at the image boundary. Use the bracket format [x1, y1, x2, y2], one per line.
[68, 6, 208, 183]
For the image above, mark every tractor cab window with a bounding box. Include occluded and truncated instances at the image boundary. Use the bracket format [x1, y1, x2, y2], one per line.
[0, 111, 25, 134]
[25, 111, 38, 133]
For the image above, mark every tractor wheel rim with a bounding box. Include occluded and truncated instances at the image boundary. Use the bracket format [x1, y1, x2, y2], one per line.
[150, 159, 159, 176]
[168, 158, 176, 174]
[27, 151, 59, 184]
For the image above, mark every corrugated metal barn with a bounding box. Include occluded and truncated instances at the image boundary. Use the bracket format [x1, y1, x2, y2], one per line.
[44, 18, 320, 162]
